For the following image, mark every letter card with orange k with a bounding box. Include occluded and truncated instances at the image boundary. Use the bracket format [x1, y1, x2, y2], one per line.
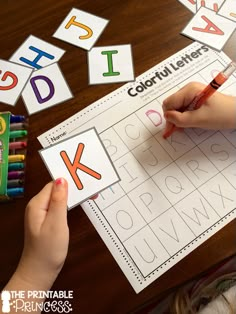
[39, 128, 120, 209]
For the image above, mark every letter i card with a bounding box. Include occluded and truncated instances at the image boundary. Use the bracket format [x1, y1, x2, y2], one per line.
[88, 45, 135, 84]
[39, 128, 120, 209]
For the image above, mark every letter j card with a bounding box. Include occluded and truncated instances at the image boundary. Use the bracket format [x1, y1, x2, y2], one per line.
[39, 128, 120, 209]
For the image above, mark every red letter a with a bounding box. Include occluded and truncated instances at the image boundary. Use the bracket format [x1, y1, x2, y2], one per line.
[192, 15, 224, 35]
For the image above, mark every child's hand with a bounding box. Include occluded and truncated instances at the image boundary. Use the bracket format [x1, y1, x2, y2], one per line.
[162, 82, 236, 135]
[16, 178, 69, 290]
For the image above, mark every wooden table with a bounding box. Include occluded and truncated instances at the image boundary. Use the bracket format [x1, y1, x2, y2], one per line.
[0, 1, 235, 313]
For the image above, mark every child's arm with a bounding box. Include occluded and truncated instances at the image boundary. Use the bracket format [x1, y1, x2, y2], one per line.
[162, 82, 236, 134]
[1, 178, 68, 314]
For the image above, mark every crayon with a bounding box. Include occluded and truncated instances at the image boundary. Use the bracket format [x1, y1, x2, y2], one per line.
[9, 142, 27, 150]
[10, 115, 26, 123]
[7, 179, 24, 188]
[8, 163, 25, 171]
[10, 123, 28, 130]
[7, 187, 24, 197]
[8, 155, 25, 163]
[8, 171, 24, 179]
[9, 130, 28, 139]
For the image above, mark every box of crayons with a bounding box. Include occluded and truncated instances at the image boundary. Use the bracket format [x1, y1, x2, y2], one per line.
[0, 112, 27, 201]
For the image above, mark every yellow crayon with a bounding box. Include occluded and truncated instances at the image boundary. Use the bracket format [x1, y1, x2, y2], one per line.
[8, 155, 25, 163]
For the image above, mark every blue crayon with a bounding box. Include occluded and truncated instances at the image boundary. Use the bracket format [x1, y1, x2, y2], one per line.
[10, 115, 26, 123]
[8, 163, 25, 171]
[7, 187, 24, 197]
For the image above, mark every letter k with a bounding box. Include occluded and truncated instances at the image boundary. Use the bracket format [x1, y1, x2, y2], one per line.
[60, 143, 102, 190]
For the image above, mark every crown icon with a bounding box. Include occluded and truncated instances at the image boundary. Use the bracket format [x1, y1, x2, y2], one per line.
[1, 290, 11, 313]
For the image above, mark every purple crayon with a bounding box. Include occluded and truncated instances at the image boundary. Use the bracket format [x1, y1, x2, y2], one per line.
[8, 171, 24, 179]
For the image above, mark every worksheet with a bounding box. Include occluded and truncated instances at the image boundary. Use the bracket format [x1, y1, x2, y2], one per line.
[38, 42, 236, 293]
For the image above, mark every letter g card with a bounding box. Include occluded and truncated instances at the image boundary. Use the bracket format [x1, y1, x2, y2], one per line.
[39, 128, 120, 209]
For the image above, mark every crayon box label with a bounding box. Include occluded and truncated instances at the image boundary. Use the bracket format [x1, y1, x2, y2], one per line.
[0, 112, 10, 200]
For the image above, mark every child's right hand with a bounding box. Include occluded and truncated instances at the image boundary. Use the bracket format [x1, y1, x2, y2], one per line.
[162, 82, 236, 135]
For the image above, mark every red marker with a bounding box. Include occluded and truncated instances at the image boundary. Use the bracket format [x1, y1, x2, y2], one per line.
[163, 61, 236, 139]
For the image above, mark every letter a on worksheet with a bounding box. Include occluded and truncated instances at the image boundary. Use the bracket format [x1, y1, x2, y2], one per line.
[53, 8, 109, 50]
[39, 128, 120, 209]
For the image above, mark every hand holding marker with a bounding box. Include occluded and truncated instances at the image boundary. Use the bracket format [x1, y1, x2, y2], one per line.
[163, 61, 236, 139]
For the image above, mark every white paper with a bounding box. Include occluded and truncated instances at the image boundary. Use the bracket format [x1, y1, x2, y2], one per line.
[38, 42, 236, 293]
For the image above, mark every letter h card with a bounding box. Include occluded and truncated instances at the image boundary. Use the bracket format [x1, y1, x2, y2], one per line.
[39, 128, 120, 209]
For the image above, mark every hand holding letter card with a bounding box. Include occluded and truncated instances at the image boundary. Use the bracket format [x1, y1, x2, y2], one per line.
[40, 128, 120, 209]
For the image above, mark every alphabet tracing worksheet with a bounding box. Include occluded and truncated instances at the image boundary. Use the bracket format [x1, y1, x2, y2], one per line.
[38, 42, 236, 293]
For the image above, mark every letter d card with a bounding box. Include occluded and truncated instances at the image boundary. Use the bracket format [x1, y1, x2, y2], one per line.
[39, 128, 120, 209]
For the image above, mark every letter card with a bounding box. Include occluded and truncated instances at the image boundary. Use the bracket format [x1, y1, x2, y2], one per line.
[10, 35, 65, 69]
[196, 0, 225, 12]
[40, 128, 120, 208]
[0, 59, 33, 106]
[53, 8, 109, 50]
[181, 7, 236, 51]
[218, 0, 236, 22]
[88, 45, 134, 84]
[21, 63, 73, 115]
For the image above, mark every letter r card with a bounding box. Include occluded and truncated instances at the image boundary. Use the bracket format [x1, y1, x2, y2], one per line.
[39, 128, 120, 209]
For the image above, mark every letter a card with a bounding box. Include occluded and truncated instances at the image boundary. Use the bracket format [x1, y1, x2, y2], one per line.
[181, 7, 236, 51]
[53, 8, 109, 50]
[39, 128, 120, 209]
